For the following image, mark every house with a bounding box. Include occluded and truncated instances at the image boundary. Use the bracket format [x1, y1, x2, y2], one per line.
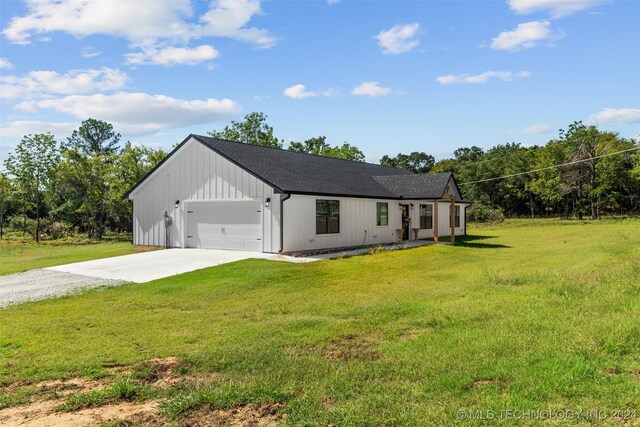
[125, 135, 471, 253]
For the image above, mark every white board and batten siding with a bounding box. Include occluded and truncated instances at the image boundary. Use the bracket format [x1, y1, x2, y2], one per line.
[129, 137, 281, 252]
[282, 195, 466, 253]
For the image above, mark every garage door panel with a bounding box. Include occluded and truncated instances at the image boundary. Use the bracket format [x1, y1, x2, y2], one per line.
[243, 226, 261, 239]
[195, 236, 224, 249]
[186, 201, 263, 251]
[223, 226, 243, 237]
[223, 239, 244, 250]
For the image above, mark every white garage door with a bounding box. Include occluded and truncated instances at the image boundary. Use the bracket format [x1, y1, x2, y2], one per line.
[185, 201, 263, 251]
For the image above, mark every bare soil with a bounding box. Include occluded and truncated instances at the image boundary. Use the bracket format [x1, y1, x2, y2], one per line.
[0, 398, 159, 427]
[0, 357, 231, 426]
[182, 402, 283, 427]
[292, 334, 382, 361]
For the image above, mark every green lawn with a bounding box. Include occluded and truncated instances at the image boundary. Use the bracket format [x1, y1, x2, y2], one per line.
[0, 236, 157, 275]
[1, 219, 640, 425]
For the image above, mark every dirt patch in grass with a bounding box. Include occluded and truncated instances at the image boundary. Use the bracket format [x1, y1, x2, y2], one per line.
[470, 379, 509, 395]
[291, 334, 382, 361]
[322, 335, 382, 361]
[110, 356, 189, 387]
[182, 402, 283, 427]
[0, 356, 227, 426]
[396, 327, 430, 342]
[0, 398, 160, 427]
[36, 378, 106, 396]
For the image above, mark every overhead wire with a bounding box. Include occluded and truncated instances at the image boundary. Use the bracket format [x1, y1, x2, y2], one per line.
[458, 146, 640, 185]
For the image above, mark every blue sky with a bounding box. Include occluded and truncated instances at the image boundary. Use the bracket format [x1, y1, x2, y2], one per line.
[1, 0, 638, 166]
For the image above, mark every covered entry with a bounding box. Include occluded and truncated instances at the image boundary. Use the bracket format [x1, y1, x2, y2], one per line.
[185, 200, 263, 251]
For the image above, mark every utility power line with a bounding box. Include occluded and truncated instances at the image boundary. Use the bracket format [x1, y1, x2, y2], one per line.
[459, 146, 640, 185]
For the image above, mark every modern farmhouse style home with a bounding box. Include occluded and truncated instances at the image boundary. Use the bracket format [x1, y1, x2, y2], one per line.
[125, 135, 470, 253]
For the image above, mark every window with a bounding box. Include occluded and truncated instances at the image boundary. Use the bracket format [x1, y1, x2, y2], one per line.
[376, 202, 388, 226]
[455, 205, 460, 228]
[420, 204, 433, 229]
[316, 200, 340, 234]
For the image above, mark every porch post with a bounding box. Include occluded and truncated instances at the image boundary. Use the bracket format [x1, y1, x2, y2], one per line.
[433, 200, 439, 244]
[450, 195, 455, 244]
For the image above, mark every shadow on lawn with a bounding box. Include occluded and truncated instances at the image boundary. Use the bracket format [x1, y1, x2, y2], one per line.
[452, 234, 511, 249]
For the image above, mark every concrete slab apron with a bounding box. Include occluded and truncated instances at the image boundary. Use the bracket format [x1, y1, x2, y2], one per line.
[45, 248, 318, 283]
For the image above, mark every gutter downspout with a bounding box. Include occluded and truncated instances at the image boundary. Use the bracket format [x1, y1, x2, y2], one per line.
[130, 199, 134, 245]
[279, 193, 291, 253]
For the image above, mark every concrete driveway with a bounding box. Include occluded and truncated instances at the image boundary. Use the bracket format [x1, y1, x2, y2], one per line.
[0, 243, 429, 307]
[45, 248, 316, 283]
[0, 249, 316, 307]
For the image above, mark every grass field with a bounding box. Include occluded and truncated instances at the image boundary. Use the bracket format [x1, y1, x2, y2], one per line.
[1, 219, 639, 425]
[0, 235, 157, 275]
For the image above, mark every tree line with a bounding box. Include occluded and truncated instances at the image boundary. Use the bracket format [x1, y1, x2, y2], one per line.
[1, 119, 165, 241]
[428, 122, 640, 220]
[1, 112, 638, 241]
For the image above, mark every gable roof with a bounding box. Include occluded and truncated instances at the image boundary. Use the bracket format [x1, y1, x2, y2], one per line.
[125, 134, 467, 201]
[373, 173, 454, 199]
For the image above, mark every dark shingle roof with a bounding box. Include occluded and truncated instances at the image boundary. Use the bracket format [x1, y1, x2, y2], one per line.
[194, 135, 460, 200]
[124, 134, 464, 200]
[373, 173, 453, 199]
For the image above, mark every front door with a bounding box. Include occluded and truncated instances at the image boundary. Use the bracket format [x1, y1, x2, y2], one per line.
[400, 204, 410, 240]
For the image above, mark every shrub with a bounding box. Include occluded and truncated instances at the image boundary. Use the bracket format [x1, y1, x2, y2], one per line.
[8, 216, 36, 236]
[467, 203, 505, 223]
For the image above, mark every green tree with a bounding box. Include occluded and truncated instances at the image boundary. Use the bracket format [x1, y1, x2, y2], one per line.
[208, 112, 282, 148]
[288, 136, 365, 161]
[108, 143, 166, 232]
[592, 135, 639, 215]
[50, 149, 114, 239]
[66, 118, 121, 154]
[454, 146, 484, 163]
[4, 133, 59, 242]
[529, 139, 567, 216]
[54, 120, 123, 239]
[558, 121, 608, 219]
[0, 173, 13, 240]
[380, 152, 435, 173]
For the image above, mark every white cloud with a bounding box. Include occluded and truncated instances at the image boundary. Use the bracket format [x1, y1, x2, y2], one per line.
[522, 123, 555, 135]
[327, 0, 341, 4]
[491, 20, 559, 51]
[0, 58, 12, 70]
[0, 120, 76, 138]
[321, 87, 340, 97]
[436, 70, 531, 84]
[3, 0, 192, 45]
[2, 0, 276, 55]
[283, 84, 318, 100]
[589, 108, 640, 125]
[81, 47, 100, 58]
[283, 84, 338, 100]
[18, 92, 241, 136]
[351, 81, 393, 97]
[126, 45, 219, 66]
[195, 0, 276, 48]
[508, 0, 607, 18]
[0, 68, 127, 100]
[375, 23, 420, 55]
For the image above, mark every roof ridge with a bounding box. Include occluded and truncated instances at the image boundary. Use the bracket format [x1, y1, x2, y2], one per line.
[192, 134, 413, 172]
[373, 172, 451, 178]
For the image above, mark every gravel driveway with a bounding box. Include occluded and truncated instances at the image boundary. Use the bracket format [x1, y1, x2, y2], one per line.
[0, 270, 124, 307]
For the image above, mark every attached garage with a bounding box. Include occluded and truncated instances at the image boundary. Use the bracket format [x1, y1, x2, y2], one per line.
[185, 200, 263, 251]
